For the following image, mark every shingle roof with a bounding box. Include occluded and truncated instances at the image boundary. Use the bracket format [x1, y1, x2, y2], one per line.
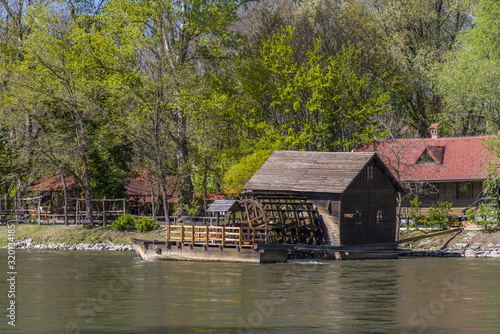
[355, 136, 494, 182]
[243, 150, 378, 194]
[207, 200, 242, 213]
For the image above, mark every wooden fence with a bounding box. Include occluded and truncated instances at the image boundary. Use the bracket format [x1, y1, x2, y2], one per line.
[167, 225, 267, 248]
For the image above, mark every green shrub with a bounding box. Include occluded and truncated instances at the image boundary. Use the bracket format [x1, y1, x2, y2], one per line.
[112, 214, 135, 231]
[476, 203, 500, 232]
[182, 197, 202, 217]
[466, 207, 476, 222]
[428, 201, 453, 229]
[135, 217, 159, 232]
[409, 196, 421, 228]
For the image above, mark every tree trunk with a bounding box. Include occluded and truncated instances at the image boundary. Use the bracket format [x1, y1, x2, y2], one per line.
[81, 154, 93, 224]
[15, 175, 23, 222]
[159, 177, 170, 225]
[59, 168, 69, 226]
[176, 134, 194, 216]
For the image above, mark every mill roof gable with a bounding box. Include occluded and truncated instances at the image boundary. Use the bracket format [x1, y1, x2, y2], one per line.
[243, 150, 402, 194]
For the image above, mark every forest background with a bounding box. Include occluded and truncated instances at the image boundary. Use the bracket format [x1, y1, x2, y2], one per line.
[1, 0, 499, 218]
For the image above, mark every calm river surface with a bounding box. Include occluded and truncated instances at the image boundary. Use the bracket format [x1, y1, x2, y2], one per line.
[1, 250, 500, 334]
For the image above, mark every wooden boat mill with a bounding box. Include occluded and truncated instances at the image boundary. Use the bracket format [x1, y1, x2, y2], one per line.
[132, 151, 405, 263]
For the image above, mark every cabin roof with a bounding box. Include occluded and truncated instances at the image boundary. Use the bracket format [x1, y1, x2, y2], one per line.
[243, 150, 391, 194]
[207, 200, 242, 213]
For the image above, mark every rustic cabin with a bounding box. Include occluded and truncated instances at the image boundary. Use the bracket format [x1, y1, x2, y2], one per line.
[243, 151, 403, 246]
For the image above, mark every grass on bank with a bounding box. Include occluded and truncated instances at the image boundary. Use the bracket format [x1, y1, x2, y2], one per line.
[0, 224, 166, 247]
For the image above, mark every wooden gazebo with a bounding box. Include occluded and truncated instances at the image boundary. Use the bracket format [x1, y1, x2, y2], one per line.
[207, 200, 243, 226]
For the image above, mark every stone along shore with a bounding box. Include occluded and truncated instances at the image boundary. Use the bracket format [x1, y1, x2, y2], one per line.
[10, 238, 135, 251]
[399, 229, 500, 258]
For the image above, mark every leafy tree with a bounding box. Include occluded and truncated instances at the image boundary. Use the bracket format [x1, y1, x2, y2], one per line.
[372, 0, 472, 136]
[234, 26, 388, 153]
[437, 0, 500, 135]
[104, 0, 257, 216]
[223, 149, 273, 192]
[408, 196, 422, 228]
[428, 201, 453, 230]
[5, 3, 128, 222]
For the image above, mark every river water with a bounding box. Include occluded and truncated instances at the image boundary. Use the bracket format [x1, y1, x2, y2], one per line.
[1, 250, 500, 334]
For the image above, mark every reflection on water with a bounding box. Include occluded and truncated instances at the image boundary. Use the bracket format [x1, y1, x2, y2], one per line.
[1, 250, 500, 333]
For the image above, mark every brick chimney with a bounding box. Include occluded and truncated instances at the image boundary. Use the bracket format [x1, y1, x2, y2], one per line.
[430, 123, 439, 139]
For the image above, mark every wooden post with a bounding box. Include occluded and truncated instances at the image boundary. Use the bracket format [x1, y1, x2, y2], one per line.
[205, 227, 209, 247]
[102, 199, 107, 227]
[252, 228, 255, 246]
[238, 227, 242, 248]
[181, 225, 185, 245]
[37, 198, 41, 226]
[166, 225, 170, 241]
[76, 199, 79, 226]
[191, 225, 195, 245]
[221, 226, 225, 248]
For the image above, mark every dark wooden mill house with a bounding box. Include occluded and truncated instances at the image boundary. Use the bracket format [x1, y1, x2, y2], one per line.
[243, 150, 403, 247]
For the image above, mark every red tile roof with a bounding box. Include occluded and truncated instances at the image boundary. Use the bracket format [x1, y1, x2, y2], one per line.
[28, 173, 80, 192]
[355, 136, 495, 182]
[28, 168, 180, 203]
[203, 187, 240, 201]
[126, 169, 179, 203]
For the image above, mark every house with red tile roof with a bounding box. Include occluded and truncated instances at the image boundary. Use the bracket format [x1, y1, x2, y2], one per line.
[355, 124, 496, 215]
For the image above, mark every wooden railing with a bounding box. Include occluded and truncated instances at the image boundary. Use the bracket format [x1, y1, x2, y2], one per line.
[167, 225, 267, 248]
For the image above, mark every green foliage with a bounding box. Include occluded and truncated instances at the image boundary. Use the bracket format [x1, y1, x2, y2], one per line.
[223, 149, 274, 193]
[409, 196, 422, 228]
[427, 201, 453, 230]
[234, 26, 388, 152]
[475, 202, 500, 232]
[436, 0, 500, 135]
[88, 127, 132, 199]
[135, 217, 159, 233]
[466, 207, 476, 223]
[374, 0, 472, 136]
[483, 137, 500, 196]
[182, 197, 203, 217]
[0, 0, 497, 213]
[112, 214, 135, 231]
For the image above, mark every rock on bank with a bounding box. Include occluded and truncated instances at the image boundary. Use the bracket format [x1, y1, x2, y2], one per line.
[8, 238, 134, 251]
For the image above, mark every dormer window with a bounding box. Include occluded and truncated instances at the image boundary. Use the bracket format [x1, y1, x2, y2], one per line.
[417, 150, 435, 164]
[415, 146, 445, 165]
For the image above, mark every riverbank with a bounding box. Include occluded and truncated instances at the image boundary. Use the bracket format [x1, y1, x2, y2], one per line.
[0, 224, 165, 251]
[399, 228, 500, 258]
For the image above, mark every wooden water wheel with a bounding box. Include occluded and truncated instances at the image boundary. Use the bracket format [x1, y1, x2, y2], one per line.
[238, 199, 268, 228]
[253, 195, 326, 245]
